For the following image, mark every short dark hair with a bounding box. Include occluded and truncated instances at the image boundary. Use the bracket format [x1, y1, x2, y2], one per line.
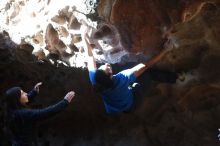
[5, 87, 23, 111]
[93, 24, 112, 39]
[94, 69, 114, 92]
[93, 31, 102, 39]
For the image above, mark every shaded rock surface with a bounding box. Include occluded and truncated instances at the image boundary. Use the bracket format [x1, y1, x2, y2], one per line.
[0, 0, 220, 146]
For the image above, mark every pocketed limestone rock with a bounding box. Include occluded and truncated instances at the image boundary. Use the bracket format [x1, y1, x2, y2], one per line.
[68, 15, 81, 30]
[71, 34, 82, 44]
[51, 15, 67, 25]
[32, 31, 44, 46]
[58, 26, 69, 38]
[33, 49, 46, 60]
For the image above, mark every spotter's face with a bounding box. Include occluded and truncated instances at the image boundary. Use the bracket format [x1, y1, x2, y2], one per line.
[20, 90, 29, 105]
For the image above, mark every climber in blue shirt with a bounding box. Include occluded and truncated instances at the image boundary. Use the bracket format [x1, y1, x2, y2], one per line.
[83, 33, 177, 114]
[4, 82, 75, 146]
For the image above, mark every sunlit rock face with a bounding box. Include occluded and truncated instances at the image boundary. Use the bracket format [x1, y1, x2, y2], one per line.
[1, 0, 220, 146]
[0, 0, 98, 67]
[91, 23, 130, 63]
[98, 0, 220, 61]
[0, 0, 132, 65]
[1, 0, 220, 65]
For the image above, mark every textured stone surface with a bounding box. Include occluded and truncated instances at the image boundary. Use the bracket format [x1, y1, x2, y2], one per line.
[100, 0, 219, 55]
[1, 0, 220, 146]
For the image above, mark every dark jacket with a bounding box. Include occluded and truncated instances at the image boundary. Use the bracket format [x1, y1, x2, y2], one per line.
[9, 90, 69, 146]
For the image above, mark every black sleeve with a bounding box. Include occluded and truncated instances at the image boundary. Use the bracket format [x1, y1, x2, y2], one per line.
[27, 89, 38, 103]
[22, 99, 69, 121]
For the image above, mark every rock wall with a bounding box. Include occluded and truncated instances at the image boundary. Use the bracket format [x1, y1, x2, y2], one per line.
[0, 0, 220, 146]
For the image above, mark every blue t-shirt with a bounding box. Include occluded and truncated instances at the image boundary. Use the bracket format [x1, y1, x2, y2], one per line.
[89, 69, 135, 114]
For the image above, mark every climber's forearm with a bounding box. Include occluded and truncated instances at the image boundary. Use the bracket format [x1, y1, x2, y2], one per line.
[84, 37, 94, 57]
[83, 35, 96, 70]
[144, 49, 167, 67]
[87, 56, 96, 70]
[133, 49, 168, 78]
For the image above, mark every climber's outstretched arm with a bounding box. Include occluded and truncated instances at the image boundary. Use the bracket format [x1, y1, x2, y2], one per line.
[83, 34, 97, 71]
[132, 48, 170, 78]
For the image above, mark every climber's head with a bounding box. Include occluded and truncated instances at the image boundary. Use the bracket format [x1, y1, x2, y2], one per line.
[93, 63, 113, 92]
